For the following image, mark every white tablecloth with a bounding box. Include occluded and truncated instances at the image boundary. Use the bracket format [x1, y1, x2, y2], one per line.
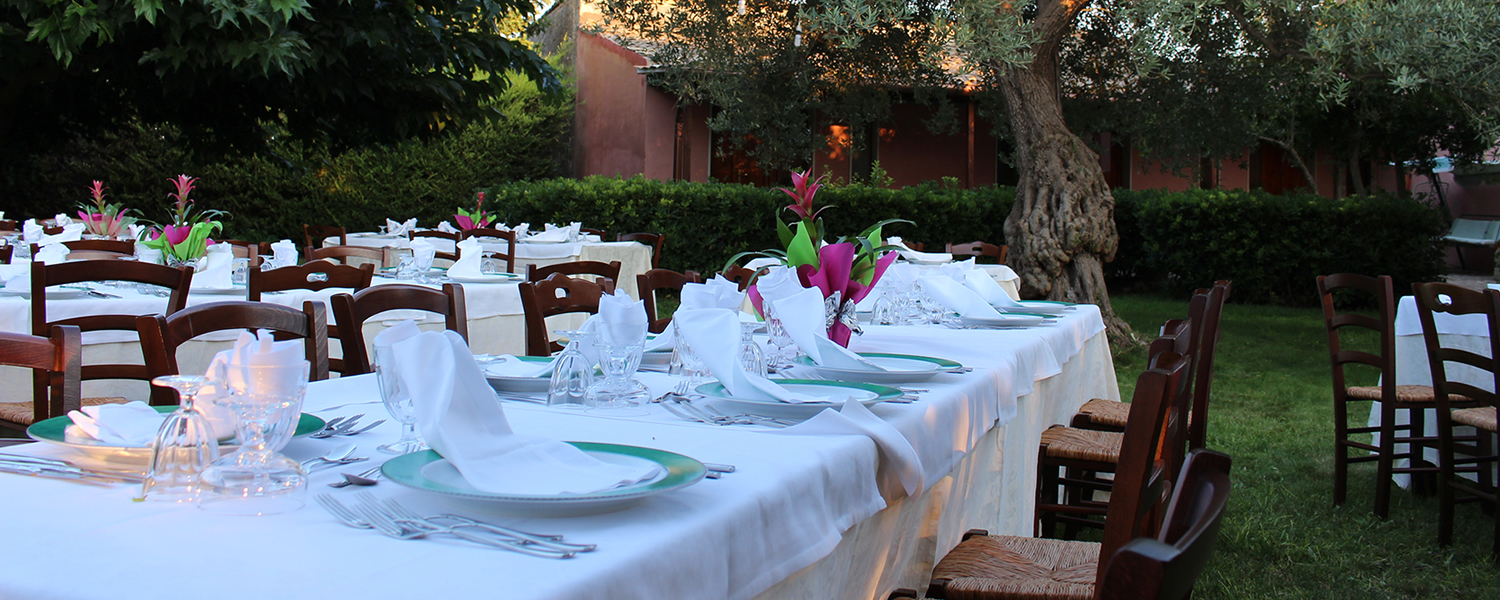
[0, 307, 1115, 600]
[335, 234, 653, 296]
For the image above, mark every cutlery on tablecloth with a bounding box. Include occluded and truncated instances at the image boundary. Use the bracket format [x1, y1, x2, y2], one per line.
[373, 494, 594, 552]
[328, 465, 384, 488]
[315, 494, 578, 558]
[310, 415, 370, 438]
[301, 443, 356, 468]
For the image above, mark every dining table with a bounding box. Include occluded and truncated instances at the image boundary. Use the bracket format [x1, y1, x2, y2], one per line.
[0, 304, 1115, 600]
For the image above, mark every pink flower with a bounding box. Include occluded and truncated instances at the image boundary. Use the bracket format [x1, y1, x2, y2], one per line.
[780, 168, 829, 222]
[89, 180, 106, 203]
[161, 224, 192, 246]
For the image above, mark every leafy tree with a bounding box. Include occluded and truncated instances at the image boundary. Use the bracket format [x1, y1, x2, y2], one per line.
[0, 0, 561, 160]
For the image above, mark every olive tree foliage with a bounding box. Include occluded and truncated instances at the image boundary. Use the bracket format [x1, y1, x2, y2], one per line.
[0, 0, 561, 160]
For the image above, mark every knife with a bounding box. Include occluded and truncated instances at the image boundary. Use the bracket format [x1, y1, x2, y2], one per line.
[0, 463, 131, 486]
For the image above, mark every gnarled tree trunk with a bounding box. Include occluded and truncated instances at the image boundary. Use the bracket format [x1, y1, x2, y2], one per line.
[998, 1, 1135, 347]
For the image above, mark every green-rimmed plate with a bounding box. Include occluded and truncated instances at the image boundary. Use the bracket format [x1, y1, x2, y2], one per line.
[382, 443, 706, 517]
[379, 266, 448, 273]
[793, 353, 961, 384]
[993, 300, 1072, 315]
[959, 314, 1053, 328]
[447, 273, 522, 284]
[26, 406, 324, 462]
[696, 379, 903, 420]
[484, 355, 554, 393]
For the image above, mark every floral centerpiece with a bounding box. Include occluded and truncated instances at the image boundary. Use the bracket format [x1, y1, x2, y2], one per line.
[732, 168, 904, 347]
[454, 192, 493, 230]
[76, 180, 137, 238]
[140, 175, 227, 266]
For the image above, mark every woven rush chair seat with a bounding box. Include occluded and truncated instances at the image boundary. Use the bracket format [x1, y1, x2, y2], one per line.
[1452, 406, 1497, 432]
[1040, 427, 1123, 463]
[931, 535, 1099, 600]
[0, 396, 125, 425]
[1074, 398, 1131, 429]
[1345, 384, 1438, 403]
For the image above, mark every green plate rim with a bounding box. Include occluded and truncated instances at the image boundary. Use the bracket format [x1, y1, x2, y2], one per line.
[794, 352, 962, 370]
[26, 406, 325, 448]
[381, 442, 707, 501]
[696, 379, 903, 403]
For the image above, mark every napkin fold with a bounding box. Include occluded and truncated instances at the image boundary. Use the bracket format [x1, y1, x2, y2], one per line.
[39, 223, 85, 246]
[963, 269, 1016, 305]
[887, 236, 953, 264]
[681, 276, 747, 311]
[134, 241, 162, 265]
[527, 224, 574, 243]
[270, 239, 298, 268]
[772, 399, 924, 496]
[767, 286, 885, 371]
[34, 243, 70, 265]
[409, 238, 437, 271]
[386, 218, 418, 237]
[377, 324, 661, 495]
[917, 275, 1002, 319]
[65, 401, 165, 446]
[21, 219, 41, 244]
[448, 237, 484, 278]
[53, 214, 72, 227]
[191, 243, 235, 289]
[437, 221, 460, 234]
[674, 308, 825, 403]
[593, 289, 648, 346]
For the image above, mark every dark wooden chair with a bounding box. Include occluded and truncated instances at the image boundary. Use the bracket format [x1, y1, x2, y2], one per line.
[303, 224, 347, 250]
[0, 244, 13, 263]
[0, 219, 16, 231]
[306, 245, 385, 267]
[248, 261, 373, 374]
[1411, 282, 1499, 556]
[136, 301, 330, 384]
[638, 269, 701, 333]
[918, 352, 1189, 600]
[720, 265, 760, 291]
[581, 227, 607, 239]
[0, 326, 82, 432]
[31, 260, 194, 406]
[64, 239, 136, 254]
[891, 448, 1234, 600]
[617, 232, 664, 269]
[221, 240, 262, 266]
[41, 225, 65, 235]
[330, 283, 469, 376]
[458, 228, 518, 274]
[1036, 320, 1196, 538]
[408, 230, 460, 263]
[518, 273, 617, 356]
[946, 241, 1008, 265]
[1310, 275, 1441, 518]
[527, 260, 622, 286]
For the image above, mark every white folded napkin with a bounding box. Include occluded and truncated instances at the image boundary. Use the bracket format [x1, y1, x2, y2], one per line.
[753, 266, 803, 301]
[917, 275, 1003, 318]
[448, 237, 484, 278]
[674, 308, 827, 403]
[191, 243, 235, 289]
[21, 219, 41, 244]
[772, 398, 924, 496]
[437, 221, 460, 234]
[644, 327, 676, 352]
[744, 257, 781, 271]
[39, 223, 85, 246]
[509, 223, 531, 238]
[377, 324, 661, 495]
[65, 402, 164, 446]
[271, 239, 298, 268]
[53, 214, 72, 227]
[593, 289, 648, 346]
[128, 223, 146, 241]
[936, 257, 977, 281]
[527, 225, 572, 243]
[681, 276, 747, 311]
[385, 218, 417, 237]
[409, 238, 437, 271]
[34, 243, 70, 265]
[134, 241, 162, 265]
[768, 286, 885, 371]
[204, 329, 308, 396]
[485, 354, 555, 378]
[887, 236, 953, 263]
[964, 269, 1018, 305]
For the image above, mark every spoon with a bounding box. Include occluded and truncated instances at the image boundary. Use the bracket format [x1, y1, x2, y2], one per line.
[328, 465, 383, 488]
[301, 443, 356, 468]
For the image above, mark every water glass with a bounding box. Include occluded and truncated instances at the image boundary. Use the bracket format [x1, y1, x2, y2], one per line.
[739, 322, 767, 377]
[373, 344, 426, 454]
[230, 258, 250, 286]
[199, 362, 311, 515]
[395, 255, 420, 280]
[138, 375, 221, 503]
[587, 343, 649, 415]
[673, 330, 709, 389]
[763, 303, 799, 368]
[548, 329, 596, 409]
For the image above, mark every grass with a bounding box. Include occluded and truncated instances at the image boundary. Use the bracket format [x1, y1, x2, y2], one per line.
[1109, 293, 1497, 599]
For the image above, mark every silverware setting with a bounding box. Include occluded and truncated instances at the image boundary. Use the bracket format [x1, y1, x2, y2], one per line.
[0, 454, 144, 485]
[659, 394, 795, 428]
[703, 463, 736, 479]
[315, 492, 594, 558]
[328, 465, 384, 488]
[309, 414, 385, 438]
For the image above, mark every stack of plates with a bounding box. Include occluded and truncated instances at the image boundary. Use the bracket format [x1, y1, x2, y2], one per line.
[26, 407, 324, 462]
[484, 356, 553, 393]
[794, 353, 961, 383]
[695, 379, 903, 419]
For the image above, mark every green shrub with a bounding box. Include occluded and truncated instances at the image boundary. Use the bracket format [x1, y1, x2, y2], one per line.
[1108, 188, 1447, 305]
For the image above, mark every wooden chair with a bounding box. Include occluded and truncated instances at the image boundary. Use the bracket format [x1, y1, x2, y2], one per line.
[721, 265, 760, 291]
[0, 326, 82, 432]
[136, 301, 330, 384]
[248, 261, 373, 374]
[917, 352, 1190, 600]
[518, 273, 617, 356]
[946, 241, 1008, 265]
[41, 225, 65, 235]
[1411, 282, 1499, 556]
[64, 239, 136, 254]
[303, 224, 347, 250]
[306, 245, 385, 268]
[221, 240, 261, 266]
[458, 228, 517, 273]
[638, 269, 701, 333]
[0, 244, 13, 263]
[890, 449, 1234, 600]
[0, 219, 16, 231]
[408, 230, 460, 263]
[582, 227, 607, 239]
[1310, 275, 1441, 518]
[1036, 320, 1196, 538]
[31, 260, 195, 407]
[618, 232, 665, 269]
[527, 260, 622, 286]
[330, 283, 469, 376]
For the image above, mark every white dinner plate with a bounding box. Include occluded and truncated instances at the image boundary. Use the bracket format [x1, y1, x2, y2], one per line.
[959, 314, 1053, 328]
[382, 444, 706, 517]
[485, 356, 553, 393]
[521, 238, 572, 244]
[26, 407, 324, 464]
[190, 285, 246, 295]
[904, 257, 952, 265]
[0, 288, 87, 300]
[447, 273, 522, 284]
[794, 353, 960, 383]
[695, 380, 902, 419]
[994, 301, 1070, 315]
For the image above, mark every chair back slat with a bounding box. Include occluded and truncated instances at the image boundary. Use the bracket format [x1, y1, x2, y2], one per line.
[637, 269, 701, 333]
[136, 301, 330, 397]
[303, 224, 347, 250]
[458, 228, 517, 274]
[617, 232, 664, 269]
[306, 245, 384, 267]
[330, 283, 469, 375]
[248, 261, 374, 301]
[519, 273, 616, 356]
[945, 241, 1007, 264]
[527, 260, 622, 286]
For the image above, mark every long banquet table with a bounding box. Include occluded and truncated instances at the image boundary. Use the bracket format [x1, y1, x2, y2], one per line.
[0, 304, 1115, 600]
[331, 233, 654, 297]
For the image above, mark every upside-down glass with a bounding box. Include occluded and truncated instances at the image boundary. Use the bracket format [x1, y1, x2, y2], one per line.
[548, 329, 595, 409]
[739, 322, 767, 377]
[674, 330, 710, 388]
[373, 344, 427, 454]
[137, 375, 220, 503]
[199, 362, 310, 515]
[762, 302, 798, 369]
[586, 342, 649, 415]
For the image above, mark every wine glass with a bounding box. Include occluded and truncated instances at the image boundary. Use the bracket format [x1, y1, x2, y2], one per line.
[137, 375, 220, 503]
[548, 329, 595, 409]
[199, 362, 310, 515]
[739, 322, 767, 377]
[373, 344, 427, 454]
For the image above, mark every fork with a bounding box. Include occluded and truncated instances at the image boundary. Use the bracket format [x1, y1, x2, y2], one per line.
[349, 495, 576, 558]
[310, 415, 366, 438]
[380, 496, 595, 552]
[337, 419, 386, 436]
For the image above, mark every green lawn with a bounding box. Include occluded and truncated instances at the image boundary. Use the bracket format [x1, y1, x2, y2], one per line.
[1109, 294, 1498, 599]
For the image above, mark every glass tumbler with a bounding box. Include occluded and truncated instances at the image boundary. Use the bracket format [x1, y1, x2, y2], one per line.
[199, 362, 311, 515]
[549, 330, 596, 409]
[587, 343, 649, 415]
[739, 322, 767, 377]
[373, 344, 427, 454]
[138, 375, 221, 503]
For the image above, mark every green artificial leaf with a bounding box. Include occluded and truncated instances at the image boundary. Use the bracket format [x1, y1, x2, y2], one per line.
[776, 212, 794, 248]
[786, 222, 820, 270]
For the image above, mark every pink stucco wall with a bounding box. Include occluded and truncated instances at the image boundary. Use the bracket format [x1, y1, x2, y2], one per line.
[574, 34, 678, 180]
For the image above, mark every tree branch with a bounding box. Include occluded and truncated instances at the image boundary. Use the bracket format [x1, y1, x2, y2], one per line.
[1258, 135, 1319, 196]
